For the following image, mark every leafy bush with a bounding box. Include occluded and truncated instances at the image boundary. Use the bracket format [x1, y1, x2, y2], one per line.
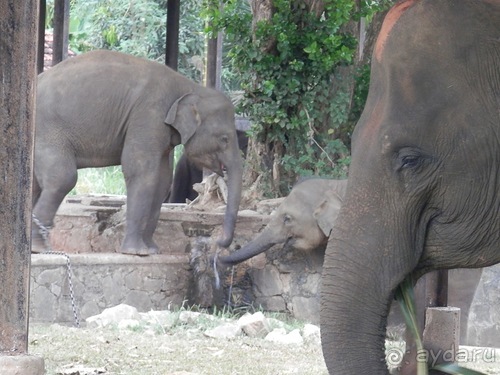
[205, 0, 389, 195]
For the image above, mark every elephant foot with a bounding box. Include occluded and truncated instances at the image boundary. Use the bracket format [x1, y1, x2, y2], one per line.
[118, 241, 158, 256]
[31, 234, 46, 253]
[31, 221, 51, 253]
[119, 238, 151, 256]
[148, 246, 159, 255]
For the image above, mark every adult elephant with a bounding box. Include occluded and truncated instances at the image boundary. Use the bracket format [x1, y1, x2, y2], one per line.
[320, 1, 500, 374]
[33, 50, 243, 255]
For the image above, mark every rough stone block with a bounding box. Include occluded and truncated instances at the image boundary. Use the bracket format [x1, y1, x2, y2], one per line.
[423, 307, 460, 367]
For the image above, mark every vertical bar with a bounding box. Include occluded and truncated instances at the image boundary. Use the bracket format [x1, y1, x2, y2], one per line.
[206, 36, 218, 88]
[0, 0, 38, 355]
[52, 0, 70, 66]
[166, 0, 180, 70]
[37, 0, 47, 74]
[206, 2, 223, 90]
[425, 270, 449, 308]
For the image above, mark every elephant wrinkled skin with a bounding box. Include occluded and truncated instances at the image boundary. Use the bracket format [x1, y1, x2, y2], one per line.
[320, 1, 500, 374]
[33, 50, 243, 255]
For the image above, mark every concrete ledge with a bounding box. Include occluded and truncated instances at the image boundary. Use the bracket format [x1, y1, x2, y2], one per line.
[31, 253, 189, 266]
[0, 355, 45, 375]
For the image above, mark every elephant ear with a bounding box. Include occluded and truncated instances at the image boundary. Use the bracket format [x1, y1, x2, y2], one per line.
[165, 93, 201, 144]
[313, 192, 343, 237]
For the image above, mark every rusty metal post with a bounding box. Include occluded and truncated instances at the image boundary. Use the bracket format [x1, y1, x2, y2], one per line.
[205, 2, 223, 90]
[37, 0, 47, 74]
[52, 0, 70, 66]
[0, 0, 44, 373]
[166, 0, 180, 70]
[425, 269, 449, 307]
[206, 36, 218, 89]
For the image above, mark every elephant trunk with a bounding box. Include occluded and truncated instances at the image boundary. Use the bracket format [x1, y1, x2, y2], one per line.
[320, 205, 416, 374]
[321, 239, 391, 374]
[217, 143, 243, 248]
[218, 229, 277, 266]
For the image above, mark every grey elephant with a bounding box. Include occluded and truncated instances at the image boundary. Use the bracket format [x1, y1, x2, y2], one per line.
[33, 50, 243, 255]
[218, 178, 347, 266]
[217, 178, 481, 346]
[320, 1, 500, 374]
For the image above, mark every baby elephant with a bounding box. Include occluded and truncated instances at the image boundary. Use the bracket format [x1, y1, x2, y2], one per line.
[218, 178, 347, 266]
[33, 50, 243, 255]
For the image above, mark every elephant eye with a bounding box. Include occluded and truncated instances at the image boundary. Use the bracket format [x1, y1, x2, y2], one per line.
[401, 155, 421, 169]
[395, 148, 425, 172]
[283, 214, 292, 224]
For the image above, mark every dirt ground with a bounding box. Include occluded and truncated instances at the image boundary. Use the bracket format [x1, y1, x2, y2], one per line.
[29, 322, 327, 375]
[29, 321, 500, 375]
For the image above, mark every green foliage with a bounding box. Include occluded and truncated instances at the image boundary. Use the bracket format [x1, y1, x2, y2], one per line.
[63, 0, 206, 83]
[205, 0, 388, 195]
[70, 166, 126, 195]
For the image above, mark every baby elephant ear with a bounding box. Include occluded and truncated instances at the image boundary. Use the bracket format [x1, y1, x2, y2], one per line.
[313, 192, 343, 237]
[165, 93, 201, 144]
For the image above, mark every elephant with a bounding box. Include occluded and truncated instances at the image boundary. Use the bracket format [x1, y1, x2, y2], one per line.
[320, 1, 500, 374]
[216, 178, 482, 346]
[32, 50, 243, 255]
[169, 129, 249, 204]
[217, 178, 347, 266]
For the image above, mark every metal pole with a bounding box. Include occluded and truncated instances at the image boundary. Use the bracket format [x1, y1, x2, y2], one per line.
[425, 269, 449, 308]
[37, 0, 47, 74]
[166, 0, 180, 70]
[52, 0, 70, 66]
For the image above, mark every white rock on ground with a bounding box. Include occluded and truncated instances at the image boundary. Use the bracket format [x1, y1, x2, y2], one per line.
[265, 328, 304, 345]
[204, 322, 242, 339]
[86, 303, 140, 328]
[237, 312, 272, 338]
[302, 323, 321, 345]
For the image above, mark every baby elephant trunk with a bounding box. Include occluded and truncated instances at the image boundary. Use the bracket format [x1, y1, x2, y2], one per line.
[218, 231, 277, 266]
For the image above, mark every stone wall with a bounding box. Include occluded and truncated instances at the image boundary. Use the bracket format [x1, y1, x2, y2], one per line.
[30, 254, 190, 324]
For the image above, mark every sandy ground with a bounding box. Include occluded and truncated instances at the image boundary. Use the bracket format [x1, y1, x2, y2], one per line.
[29, 323, 500, 375]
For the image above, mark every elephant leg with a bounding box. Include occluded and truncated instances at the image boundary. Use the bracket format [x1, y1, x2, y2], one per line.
[32, 154, 78, 251]
[143, 153, 173, 254]
[120, 133, 171, 255]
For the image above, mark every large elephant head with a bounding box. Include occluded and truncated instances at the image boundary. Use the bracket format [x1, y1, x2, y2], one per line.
[320, 1, 500, 374]
[218, 178, 346, 266]
[166, 91, 243, 247]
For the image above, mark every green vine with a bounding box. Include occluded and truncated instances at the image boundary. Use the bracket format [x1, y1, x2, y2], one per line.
[204, 0, 388, 195]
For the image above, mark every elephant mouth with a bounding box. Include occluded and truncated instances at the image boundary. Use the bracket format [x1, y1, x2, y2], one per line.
[189, 154, 224, 176]
[283, 237, 295, 251]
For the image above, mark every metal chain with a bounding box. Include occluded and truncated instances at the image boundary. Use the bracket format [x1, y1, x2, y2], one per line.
[32, 214, 80, 328]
